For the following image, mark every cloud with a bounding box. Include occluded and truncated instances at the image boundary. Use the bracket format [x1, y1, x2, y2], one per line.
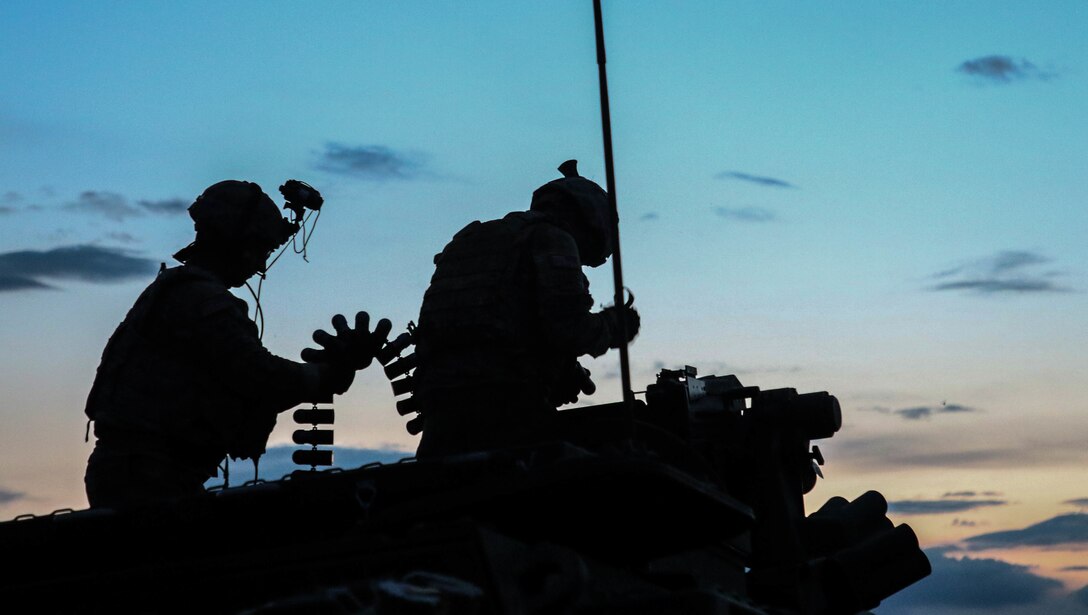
[944, 491, 1002, 498]
[1063, 566, 1088, 572]
[0, 275, 54, 291]
[136, 198, 188, 215]
[0, 488, 26, 505]
[314, 142, 426, 179]
[206, 444, 411, 487]
[964, 514, 1088, 550]
[1063, 498, 1088, 509]
[713, 206, 777, 223]
[929, 250, 1071, 295]
[952, 518, 978, 527]
[865, 402, 979, 421]
[714, 171, 796, 188]
[0, 245, 157, 292]
[2, 190, 22, 204]
[829, 429, 1088, 473]
[880, 550, 1063, 610]
[957, 55, 1054, 83]
[889, 498, 1006, 515]
[106, 231, 140, 244]
[0, 206, 15, 215]
[65, 191, 142, 221]
[639, 212, 659, 221]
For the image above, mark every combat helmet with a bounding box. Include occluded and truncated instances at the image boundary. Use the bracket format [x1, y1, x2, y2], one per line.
[530, 160, 613, 267]
[174, 180, 298, 263]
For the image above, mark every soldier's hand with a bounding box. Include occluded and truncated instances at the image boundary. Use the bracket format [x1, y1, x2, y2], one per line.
[602, 304, 640, 348]
[302, 311, 393, 370]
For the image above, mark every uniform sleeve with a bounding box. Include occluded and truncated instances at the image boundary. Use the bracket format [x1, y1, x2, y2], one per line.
[165, 280, 324, 414]
[529, 224, 616, 358]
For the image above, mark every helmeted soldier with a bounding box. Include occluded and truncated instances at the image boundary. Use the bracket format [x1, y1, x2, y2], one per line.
[413, 160, 640, 457]
[84, 180, 391, 508]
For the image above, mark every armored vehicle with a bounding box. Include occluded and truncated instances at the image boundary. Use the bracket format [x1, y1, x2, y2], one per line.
[0, 364, 929, 614]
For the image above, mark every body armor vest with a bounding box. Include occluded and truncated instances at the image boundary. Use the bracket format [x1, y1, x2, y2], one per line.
[414, 212, 555, 404]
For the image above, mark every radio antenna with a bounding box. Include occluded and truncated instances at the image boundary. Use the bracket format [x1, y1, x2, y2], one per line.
[592, 0, 634, 406]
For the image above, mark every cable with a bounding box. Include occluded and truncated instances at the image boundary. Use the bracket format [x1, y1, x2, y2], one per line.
[244, 274, 266, 340]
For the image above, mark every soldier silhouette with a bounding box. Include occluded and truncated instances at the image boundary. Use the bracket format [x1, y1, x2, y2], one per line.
[84, 180, 391, 508]
[413, 160, 639, 457]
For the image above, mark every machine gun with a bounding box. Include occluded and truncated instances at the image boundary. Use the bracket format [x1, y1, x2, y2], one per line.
[634, 366, 931, 614]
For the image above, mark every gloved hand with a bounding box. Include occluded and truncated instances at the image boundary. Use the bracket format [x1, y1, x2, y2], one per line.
[302, 311, 393, 370]
[551, 362, 596, 406]
[601, 303, 640, 348]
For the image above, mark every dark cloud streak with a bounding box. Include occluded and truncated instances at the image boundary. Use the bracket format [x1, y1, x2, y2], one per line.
[0, 488, 26, 505]
[713, 206, 777, 223]
[714, 171, 796, 188]
[929, 250, 1071, 295]
[0, 245, 156, 292]
[65, 191, 141, 221]
[964, 513, 1088, 550]
[865, 402, 979, 420]
[957, 55, 1054, 83]
[888, 498, 1006, 515]
[137, 198, 188, 215]
[314, 143, 426, 179]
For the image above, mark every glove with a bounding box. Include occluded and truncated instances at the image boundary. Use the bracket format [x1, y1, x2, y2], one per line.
[601, 304, 640, 348]
[550, 362, 596, 407]
[302, 311, 393, 370]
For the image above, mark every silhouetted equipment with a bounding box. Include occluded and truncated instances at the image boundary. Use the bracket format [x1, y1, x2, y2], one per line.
[592, 0, 634, 406]
[293, 403, 335, 470]
[2, 365, 928, 613]
[279, 179, 324, 223]
[377, 323, 425, 434]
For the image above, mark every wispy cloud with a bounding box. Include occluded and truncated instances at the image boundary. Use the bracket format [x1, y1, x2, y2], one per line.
[640, 212, 659, 221]
[65, 191, 142, 221]
[957, 55, 1055, 83]
[65, 192, 188, 221]
[0, 245, 156, 292]
[714, 171, 796, 189]
[137, 198, 188, 215]
[713, 206, 777, 223]
[0, 488, 26, 505]
[314, 142, 427, 180]
[1063, 566, 1088, 572]
[2, 190, 22, 204]
[865, 402, 979, 421]
[929, 250, 1071, 295]
[830, 429, 1088, 472]
[880, 550, 1063, 610]
[964, 513, 1088, 550]
[889, 498, 1006, 515]
[0, 206, 15, 215]
[944, 491, 1003, 498]
[106, 231, 140, 244]
[1063, 498, 1088, 509]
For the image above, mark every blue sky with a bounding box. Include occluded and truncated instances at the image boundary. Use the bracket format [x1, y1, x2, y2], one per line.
[2, 2, 1087, 611]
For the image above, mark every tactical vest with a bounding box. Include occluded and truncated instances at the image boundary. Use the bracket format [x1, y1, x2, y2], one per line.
[414, 212, 554, 403]
[85, 266, 270, 476]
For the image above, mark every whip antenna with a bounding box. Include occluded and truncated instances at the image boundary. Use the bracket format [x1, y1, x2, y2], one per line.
[592, 0, 634, 406]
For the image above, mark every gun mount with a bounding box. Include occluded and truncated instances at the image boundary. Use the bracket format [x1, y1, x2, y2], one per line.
[0, 366, 929, 614]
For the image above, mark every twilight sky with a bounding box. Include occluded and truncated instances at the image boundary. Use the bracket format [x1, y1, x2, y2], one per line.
[1, 2, 1086, 612]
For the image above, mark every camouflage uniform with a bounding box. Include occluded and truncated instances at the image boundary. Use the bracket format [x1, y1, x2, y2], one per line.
[84, 264, 328, 507]
[413, 210, 625, 457]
